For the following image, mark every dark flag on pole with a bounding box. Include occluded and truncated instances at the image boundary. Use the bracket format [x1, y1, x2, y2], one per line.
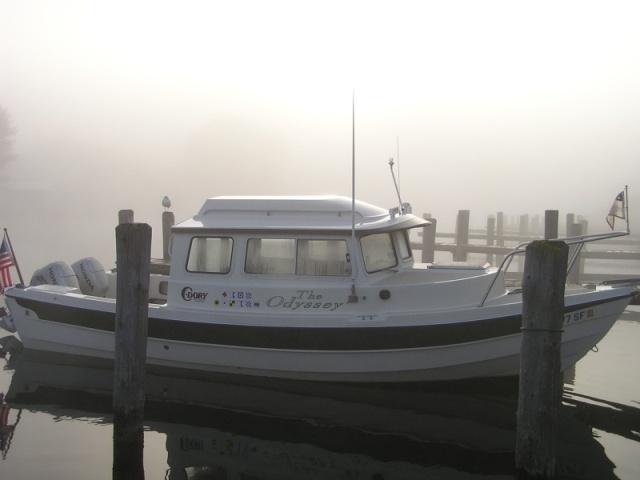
[606, 191, 625, 230]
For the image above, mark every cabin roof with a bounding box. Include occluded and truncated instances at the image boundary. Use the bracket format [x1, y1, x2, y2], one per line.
[173, 196, 430, 232]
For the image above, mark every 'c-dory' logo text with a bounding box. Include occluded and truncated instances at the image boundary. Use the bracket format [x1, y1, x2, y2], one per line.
[181, 286, 209, 302]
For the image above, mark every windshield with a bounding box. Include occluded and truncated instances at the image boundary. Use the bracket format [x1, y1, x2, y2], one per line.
[394, 230, 412, 261]
[360, 233, 397, 273]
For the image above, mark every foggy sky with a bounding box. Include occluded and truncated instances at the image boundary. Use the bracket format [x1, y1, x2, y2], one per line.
[1, 0, 639, 275]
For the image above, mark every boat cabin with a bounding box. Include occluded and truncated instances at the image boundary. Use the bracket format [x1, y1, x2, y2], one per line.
[160, 196, 429, 309]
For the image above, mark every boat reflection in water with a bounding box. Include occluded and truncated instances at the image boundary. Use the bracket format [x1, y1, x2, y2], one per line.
[3, 341, 631, 479]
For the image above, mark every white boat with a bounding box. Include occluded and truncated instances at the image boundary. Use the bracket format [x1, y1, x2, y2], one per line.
[1, 194, 634, 382]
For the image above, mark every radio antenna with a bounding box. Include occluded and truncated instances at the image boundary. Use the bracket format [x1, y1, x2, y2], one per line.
[389, 157, 404, 213]
[351, 91, 356, 243]
[349, 89, 358, 303]
[397, 136, 400, 191]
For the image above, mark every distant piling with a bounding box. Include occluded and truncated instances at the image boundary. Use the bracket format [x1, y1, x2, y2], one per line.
[544, 210, 559, 240]
[496, 212, 505, 263]
[162, 211, 174, 261]
[113, 223, 151, 480]
[486, 216, 496, 264]
[118, 209, 134, 225]
[422, 214, 437, 263]
[453, 210, 470, 262]
[516, 240, 568, 478]
[567, 223, 584, 284]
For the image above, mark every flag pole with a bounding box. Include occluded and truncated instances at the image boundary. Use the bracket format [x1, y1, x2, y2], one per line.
[3, 229, 24, 285]
[625, 185, 630, 234]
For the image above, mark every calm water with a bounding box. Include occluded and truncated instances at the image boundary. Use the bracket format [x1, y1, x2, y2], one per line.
[1, 308, 639, 480]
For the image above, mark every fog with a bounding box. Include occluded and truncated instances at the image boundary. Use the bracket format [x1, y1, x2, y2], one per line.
[1, 1, 639, 276]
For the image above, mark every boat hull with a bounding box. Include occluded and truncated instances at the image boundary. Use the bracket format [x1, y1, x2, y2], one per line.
[4, 285, 632, 382]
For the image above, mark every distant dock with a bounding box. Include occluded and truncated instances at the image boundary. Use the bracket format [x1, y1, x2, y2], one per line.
[415, 209, 639, 286]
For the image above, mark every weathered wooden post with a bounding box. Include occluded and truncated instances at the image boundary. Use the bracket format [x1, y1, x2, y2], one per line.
[162, 211, 174, 262]
[118, 209, 134, 225]
[422, 214, 437, 263]
[486, 215, 496, 265]
[567, 223, 583, 284]
[113, 223, 151, 480]
[531, 214, 540, 234]
[515, 240, 568, 478]
[517, 214, 530, 273]
[579, 218, 588, 235]
[565, 213, 575, 236]
[422, 213, 438, 263]
[496, 212, 505, 264]
[519, 214, 529, 236]
[453, 210, 470, 262]
[544, 210, 559, 240]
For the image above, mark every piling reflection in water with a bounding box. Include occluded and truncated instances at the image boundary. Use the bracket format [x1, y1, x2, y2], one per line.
[113, 429, 144, 480]
[0, 391, 20, 460]
[1, 311, 639, 480]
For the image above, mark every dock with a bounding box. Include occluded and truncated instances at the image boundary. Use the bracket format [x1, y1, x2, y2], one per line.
[415, 209, 639, 286]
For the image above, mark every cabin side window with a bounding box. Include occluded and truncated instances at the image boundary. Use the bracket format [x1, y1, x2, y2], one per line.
[245, 238, 351, 276]
[296, 239, 351, 276]
[245, 238, 295, 274]
[186, 236, 233, 274]
[361, 233, 398, 273]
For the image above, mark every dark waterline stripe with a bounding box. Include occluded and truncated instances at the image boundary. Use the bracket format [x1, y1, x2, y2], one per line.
[11, 294, 629, 351]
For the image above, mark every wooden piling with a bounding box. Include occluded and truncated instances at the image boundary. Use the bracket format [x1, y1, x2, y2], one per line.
[531, 214, 540, 234]
[519, 214, 529, 236]
[496, 212, 505, 263]
[113, 223, 151, 480]
[486, 216, 496, 265]
[544, 210, 559, 240]
[118, 209, 134, 225]
[515, 240, 568, 478]
[579, 218, 588, 235]
[566, 223, 584, 285]
[453, 210, 470, 262]
[162, 211, 175, 262]
[565, 213, 575, 236]
[422, 214, 437, 263]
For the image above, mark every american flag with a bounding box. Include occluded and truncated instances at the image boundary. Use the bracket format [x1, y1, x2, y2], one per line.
[0, 235, 13, 292]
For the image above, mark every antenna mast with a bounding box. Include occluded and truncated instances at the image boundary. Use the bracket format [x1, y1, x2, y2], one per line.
[397, 136, 400, 191]
[388, 137, 404, 213]
[389, 158, 404, 213]
[351, 91, 356, 243]
[349, 90, 358, 303]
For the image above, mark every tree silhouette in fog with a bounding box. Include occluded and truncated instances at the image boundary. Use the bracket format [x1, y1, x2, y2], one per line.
[0, 105, 16, 166]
